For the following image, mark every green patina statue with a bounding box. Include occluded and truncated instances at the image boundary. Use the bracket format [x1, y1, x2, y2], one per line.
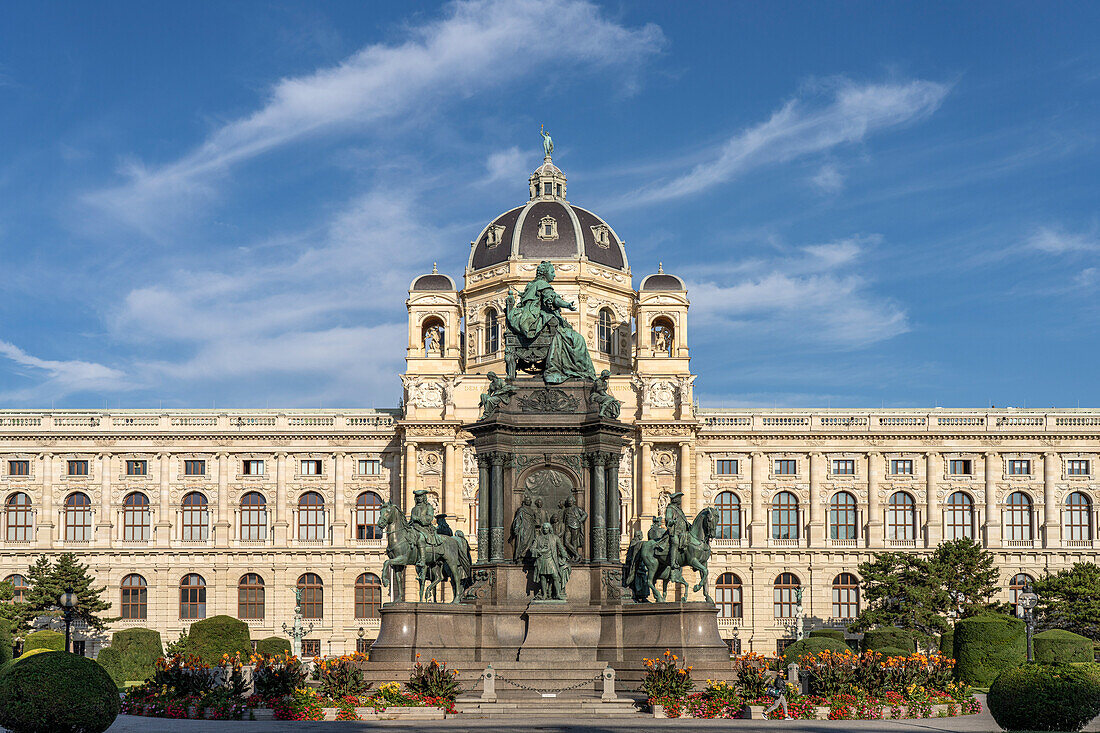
[377, 497, 472, 603]
[592, 369, 621, 418]
[479, 371, 517, 418]
[504, 260, 596, 383]
[540, 125, 553, 157]
[623, 504, 719, 604]
[530, 521, 570, 601]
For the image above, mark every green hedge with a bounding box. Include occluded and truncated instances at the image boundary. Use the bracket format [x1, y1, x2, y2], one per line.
[875, 646, 913, 657]
[23, 629, 65, 653]
[782, 637, 851, 665]
[809, 629, 845, 643]
[953, 613, 1025, 686]
[861, 628, 915, 653]
[96, 628, 163, 686]
[0, 651, 120, 733]
[988, 663, 1100, 732]
[939, 629, 954, 658]
[0, 619, 12, 666]
[255, 636, 292, 657]
[182, 615, 251, 665]
[1034, 630, 1094, 665]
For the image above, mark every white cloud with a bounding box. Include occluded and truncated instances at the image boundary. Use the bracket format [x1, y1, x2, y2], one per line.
[630, 78, 948, 204]
[86, 0, 663, 233]
[0, 340, 129, 402]
[1026, 226, 1098, 254]
[810, 163, 844, 193]
[484, 146, 529, 184]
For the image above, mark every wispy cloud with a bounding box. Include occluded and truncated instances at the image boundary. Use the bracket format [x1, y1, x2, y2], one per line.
[1026, 225, 1098, 254]
[86, 0, 663, 234]
[628, 78, 948, 204]
[0, 340, 128, 402]
[810, 163, 844, 193]
[483, 146, 529, 184]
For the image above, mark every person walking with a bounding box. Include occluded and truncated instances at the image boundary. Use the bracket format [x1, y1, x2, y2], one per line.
[764, 673, 790, 720]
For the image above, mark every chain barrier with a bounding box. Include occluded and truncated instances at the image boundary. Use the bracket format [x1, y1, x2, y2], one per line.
[492, 670, 603, 695]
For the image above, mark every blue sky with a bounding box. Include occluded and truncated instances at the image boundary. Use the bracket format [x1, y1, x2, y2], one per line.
[0, 1, 1097, 409]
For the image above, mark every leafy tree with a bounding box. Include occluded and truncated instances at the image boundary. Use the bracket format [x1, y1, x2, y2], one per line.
[21, 554, 114, 631]
[931, 538, 1000, 616]
[848, 552, 949, 645]
[0, 578, 25, 630]
[1033, 562, 1100, 640]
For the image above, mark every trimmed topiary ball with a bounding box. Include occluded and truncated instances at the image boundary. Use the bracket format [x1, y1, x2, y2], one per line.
[809, 629, 845, 643]
[874, 646, 913, 657]
[954, 614, 1025, 686]
[0, 651, 120, 733]
[255, 636, 292, 657]
[988, 663, 1100, 732]
[182, 615, 252, 665]
[861, 627, 915, 653]
[23, 629, 65, 653]
[95, 627, 163, 686]
[1034, 630, 1094, 665]
[782, 636, 851, 665]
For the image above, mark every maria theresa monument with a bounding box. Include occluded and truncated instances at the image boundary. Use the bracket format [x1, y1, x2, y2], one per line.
[1, 135, 1098, 662]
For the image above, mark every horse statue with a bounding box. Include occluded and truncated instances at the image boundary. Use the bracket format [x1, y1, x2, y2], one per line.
[377, 501, 472, 603]
[624, 506, 719, 604]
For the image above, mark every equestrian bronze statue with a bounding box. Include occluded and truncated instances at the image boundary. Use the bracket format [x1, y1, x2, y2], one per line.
[377, 492, 472, 603]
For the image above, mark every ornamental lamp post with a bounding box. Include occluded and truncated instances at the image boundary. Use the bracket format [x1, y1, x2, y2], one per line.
[1018, 586, 1040, 663]
[357, 626, 365, 653]
[59, 587, 78, 654]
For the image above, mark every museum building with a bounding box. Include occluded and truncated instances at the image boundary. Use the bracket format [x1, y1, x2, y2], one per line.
[1, 154, 1098, 657]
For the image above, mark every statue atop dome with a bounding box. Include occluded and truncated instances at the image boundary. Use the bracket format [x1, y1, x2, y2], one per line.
[540, 124, 554, 158]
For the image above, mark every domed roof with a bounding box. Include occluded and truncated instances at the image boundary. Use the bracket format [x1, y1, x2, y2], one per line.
[468, 154, 628, 273]
[410, 264, 456, 291]
[640, 265, 685, 291]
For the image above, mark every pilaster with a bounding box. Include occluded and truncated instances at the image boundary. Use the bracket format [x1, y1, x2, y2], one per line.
[273, 452, 289, 545]
[808, 452, 823, 547]
[155, 453, 171, 547]
[214, 453, 231, 547]
[925, 452, 941, 546]
[984, 452, 1001, 546]
[332, 452, 347, 545]
[1043, 452, 1060, 548]
[96, 453, 112, 548]
[866, 451, 882, 548]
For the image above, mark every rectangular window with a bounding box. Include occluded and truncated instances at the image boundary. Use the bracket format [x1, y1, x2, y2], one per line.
[832, 459, 855, 475]
[184, 460, 206, 476]
[8, 460, 29, 476]
[126, 460, 147, 476]
[301, 460, 322, 475]
[72, 640, 86, 657]
[774, 459, 797, 475]
[949, 459, 972, 476]
[358, 459, 381, 476]
[356, 638, 371, 654]
[67, 460, 88, 476]
[1008, 459, 1031, 476]
[890, 459, 913, 475]
[715, 459, 738, 475]
[301, 639, 320, 658]
[1067, 460, 1090, 476]
[242, 460, 265, 476]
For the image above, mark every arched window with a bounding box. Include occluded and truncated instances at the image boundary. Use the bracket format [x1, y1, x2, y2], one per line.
[297, 573, 323, 619]
[355, 572, 383, 619]
[1005, 492, 1033, 541]
[945, 492, 974, 540]
[1065, 492, 1092, 542]
[355, 492, 383, 540]
[179, 574, 206, 619]
[5, 492, 32, 542]
[887, 492, 915, 541]
[771, 491, 799, 540]
[829, 491, 857, 540]
[64, 492, 92, 542]
[715, 572, 742, 618]
[120, 574, 147, 620]
[240, 492, 267, 541]
[774, 572, 801, 618]
[651, 318, 674, 356]
[4, 574, 28, 603]
[181, 492, 209, 542]
[598, 309, 614, 355]
[484, 309, 500, 354]
[123, 492, 151, 542]
[714, 492, 741, 540]
[1009, 573, 1034, 609]
[832, 573, 859, 619]
[238, 573, 265, 620]
[298, 491, 325, 541]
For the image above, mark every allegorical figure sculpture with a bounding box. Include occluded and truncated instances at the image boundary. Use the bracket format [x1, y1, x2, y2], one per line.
[591, 369, 621, 419]
[530, 522, 569, 600]
[479, 371, 517, 418]
[504, 260, 596, 383]
[622, 528, 648, 602]
[663, 491, 690, 583]
[511, 495, 538, 562]
[560, 495, 588, 562]
[540, 124, 554, 157]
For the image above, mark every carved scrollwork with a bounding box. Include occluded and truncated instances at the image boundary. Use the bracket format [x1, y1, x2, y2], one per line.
[518, 388, 578, 413]
[461, 567, 496, 601]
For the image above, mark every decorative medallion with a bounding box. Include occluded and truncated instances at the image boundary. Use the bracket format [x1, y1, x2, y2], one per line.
[518, 388, 578, 413]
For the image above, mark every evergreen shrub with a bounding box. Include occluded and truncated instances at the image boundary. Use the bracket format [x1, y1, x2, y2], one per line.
[95, 628, 163, 685]
[808, 629, 845, 643]
[23, 629, 64, 653]
[1034, 630, 1094, 665]
[781, 637, 850, 665]
[939, 629, 954, 658]
[0, 651, 120, 733]
[987, 663, 1100, 732]
[255, 636, 292, 657]
[860, 628, 915, 653]
[953, 613, 1025, 686]
[181, 615, 251, 665]
[0, 619, 12, 666]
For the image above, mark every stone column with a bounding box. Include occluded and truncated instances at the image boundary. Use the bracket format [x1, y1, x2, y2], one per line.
[403, 443, 417, 512]
[808, 452, 824, 547]
[591, 453, 607, 563]
[476, 455, 490, 562]
[866, 452, 882, 548]
[926, 453, 941, 547]
[639, 442, 654, 520]
[332, 453, 347, 545]
[984, 452, 1001, 546]
[750, 451, 765, 546]
[1043, 452, 1060, 548]
[273, 452, 289, 544]
[38, 453, 54, 548]
[444, 442, 457, 529]
[679, 442, 693, 516]
[489, 453, 505, 562]
[156, 453, 171, 547]
[606, 455, 620, 562]
[215, 453, 230, 547]
[97, 454, 112, 547]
